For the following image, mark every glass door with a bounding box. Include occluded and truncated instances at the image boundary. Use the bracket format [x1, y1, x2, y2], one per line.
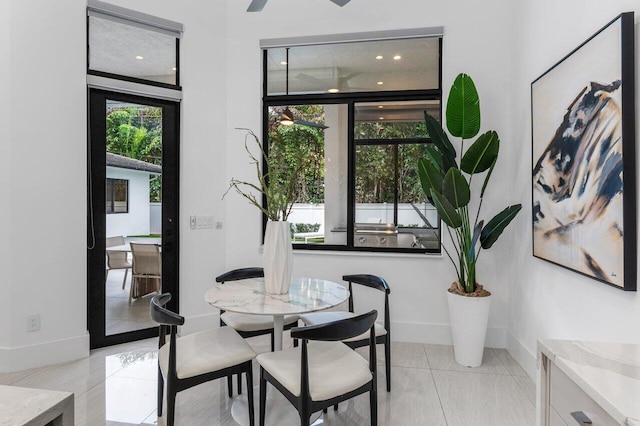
[88, 89, 179, 348]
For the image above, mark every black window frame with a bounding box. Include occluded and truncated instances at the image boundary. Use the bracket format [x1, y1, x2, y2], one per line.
[262, 37, 443, 254]
[106, 178, 129, 214]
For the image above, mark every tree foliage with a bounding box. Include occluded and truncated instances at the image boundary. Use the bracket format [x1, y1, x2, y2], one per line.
[106, 106, 162, 202]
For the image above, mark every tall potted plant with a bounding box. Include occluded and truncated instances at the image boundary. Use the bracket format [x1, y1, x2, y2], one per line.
[225, 128, 306, 294]
[418, 74, 521, 367]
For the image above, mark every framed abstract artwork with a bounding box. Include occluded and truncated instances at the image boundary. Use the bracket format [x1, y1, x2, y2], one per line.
[531, 12, 636, 291]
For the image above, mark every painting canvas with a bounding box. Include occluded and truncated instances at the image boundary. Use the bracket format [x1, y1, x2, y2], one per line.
[531, 13, 636, 291]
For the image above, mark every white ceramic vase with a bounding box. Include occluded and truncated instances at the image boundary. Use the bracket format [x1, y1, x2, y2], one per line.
[447, 289, 492, 367]
[263, 220, 293, 294]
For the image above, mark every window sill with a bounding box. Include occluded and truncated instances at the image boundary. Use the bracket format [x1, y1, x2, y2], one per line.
[258, 245, 443, 259]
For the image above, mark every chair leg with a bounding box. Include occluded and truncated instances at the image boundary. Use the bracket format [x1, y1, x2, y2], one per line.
[238, 373, 243, 395]
[246, 363, 255, 426]
[370, 385, 377, 426]
[299, 407, 310, 426]
[334, 404, 339, 411]
[166, 386, 177, 426]
[259, 370, 267, 426]
[293, 338, 298, 348]
[385, 339, 391, 392]
[122, 268, 129, 289]
[227, 375, 233, 398]
[270, 332, 275, 352]
[157, 367, 164, 416]
[323, 408, 328, 413]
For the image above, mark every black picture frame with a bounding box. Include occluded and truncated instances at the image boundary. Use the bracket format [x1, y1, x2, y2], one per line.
[531, 12, 636, 291]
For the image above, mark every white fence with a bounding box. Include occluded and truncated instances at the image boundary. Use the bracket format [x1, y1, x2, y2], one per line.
[288, 203, 438, 228]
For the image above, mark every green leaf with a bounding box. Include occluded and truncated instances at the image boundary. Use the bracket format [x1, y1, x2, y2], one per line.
[480, 157, 497, 199]
[424, 112, 457, 170]
[480, 204, 522, 249]
[418, 158, 444, 199]
[424, 145, 444, 174]
[430, 189, 462, 228]
[442, 168, 470, 208]
[446, 73, 480, 139]
[469, 220, 484, 259]
[461, 131, 499, 174]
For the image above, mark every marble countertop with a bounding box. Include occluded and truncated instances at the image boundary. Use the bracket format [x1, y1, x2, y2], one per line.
[0, 385, 73, 425]
[205, 276, 349, 316]
[538, 339, 640, 425]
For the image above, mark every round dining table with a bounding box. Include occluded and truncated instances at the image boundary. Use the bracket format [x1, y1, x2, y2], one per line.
[205, 276, 350, 425]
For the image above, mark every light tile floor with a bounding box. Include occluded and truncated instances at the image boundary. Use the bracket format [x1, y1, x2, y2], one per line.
[105, 268, 156, 335]
[0, 334, 536, 425]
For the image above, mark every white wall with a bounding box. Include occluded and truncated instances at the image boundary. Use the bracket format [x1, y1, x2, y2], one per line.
[224, 0, 518, 346]
[507, 0, 640, 377]
[1, 0, 89, 371]
[105, 167, 152, 238]
[0, 0, 12, 352]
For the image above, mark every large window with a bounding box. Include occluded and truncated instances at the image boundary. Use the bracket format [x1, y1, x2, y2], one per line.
[262, 29, 442, 253]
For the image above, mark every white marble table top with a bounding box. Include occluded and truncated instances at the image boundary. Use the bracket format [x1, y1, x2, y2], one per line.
[205, 277, 349, 316]
[0, 384, 73, 425]
[538, 339, 640, 425]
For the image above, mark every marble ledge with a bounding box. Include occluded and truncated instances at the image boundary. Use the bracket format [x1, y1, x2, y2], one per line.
[0, 385, 73, 426]
[538, 339, 640, 425]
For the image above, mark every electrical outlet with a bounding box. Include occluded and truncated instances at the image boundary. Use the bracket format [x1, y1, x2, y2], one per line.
[27, 314, 40, 332]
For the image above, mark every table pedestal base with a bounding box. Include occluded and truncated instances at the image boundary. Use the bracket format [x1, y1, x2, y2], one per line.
[231, 385, 323, 426]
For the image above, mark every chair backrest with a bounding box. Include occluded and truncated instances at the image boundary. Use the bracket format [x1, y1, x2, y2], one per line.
[150, 293, 184, 326]
[216, 267, 264, 283]
[343, 274, 390, 331]
[106, 236, 125, 247]
[291, 310, 377, 342]
[106, 236, 128, 268]
[131, 243, 161, 276]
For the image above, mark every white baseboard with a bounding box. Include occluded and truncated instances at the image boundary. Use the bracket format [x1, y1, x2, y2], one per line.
[390, 321, 506, 348]
[0, 333, 90, 373]
[506, 332, 537, 379]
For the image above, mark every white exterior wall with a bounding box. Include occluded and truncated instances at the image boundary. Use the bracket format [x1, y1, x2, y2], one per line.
[105, 167, 152, 238]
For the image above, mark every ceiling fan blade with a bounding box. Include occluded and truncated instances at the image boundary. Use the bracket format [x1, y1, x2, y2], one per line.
[247, 0, 268, 12]
[294, 120, 328, 130]
[330, 0, 351, 6]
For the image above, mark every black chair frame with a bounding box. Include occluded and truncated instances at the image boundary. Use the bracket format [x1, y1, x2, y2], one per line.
[341, 274, 391, 393]
[151, 294, 255, 426]
[216, 267, 299, 394]
[260, 310, 378, 426]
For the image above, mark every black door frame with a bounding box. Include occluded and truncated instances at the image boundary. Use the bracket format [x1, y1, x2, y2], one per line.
[87, 88, 180, 349]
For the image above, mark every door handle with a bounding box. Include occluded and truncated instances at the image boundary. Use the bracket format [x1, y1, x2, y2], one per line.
[570, 411, 592, 424]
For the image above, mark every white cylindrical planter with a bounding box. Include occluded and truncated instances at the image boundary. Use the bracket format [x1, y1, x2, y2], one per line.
[447, 290, 492, 367]
[263, 220, 293, 294]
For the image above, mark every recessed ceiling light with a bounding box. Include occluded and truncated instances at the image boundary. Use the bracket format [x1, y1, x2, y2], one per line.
[378, 105, 384, 109]
[135, 55, 144, 60]
[280, 61, 288, 65]
[377, 81, 384, 85]
[376, 55, 383, 60]
[379, 117, 385, 120]
[328, 88, 340, 93]
[393, 55, 402, 60]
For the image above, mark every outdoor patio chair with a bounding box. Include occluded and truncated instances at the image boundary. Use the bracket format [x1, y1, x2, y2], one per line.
[106, 235, 131, 289]
[130, 242, 162, 303]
